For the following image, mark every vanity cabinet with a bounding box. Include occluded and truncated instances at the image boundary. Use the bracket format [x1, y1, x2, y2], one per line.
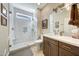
[49, 42, 58, 56]
[43, 37, 58, 56]
[43, 37, 50, 56]
[43, 36, 79, 56]
[59, 42, 79, 56]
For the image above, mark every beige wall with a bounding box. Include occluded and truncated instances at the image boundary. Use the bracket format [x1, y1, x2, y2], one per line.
[41, 4, 55, 19]
[0, 3, 9, 56]
[36, 4, 60, 35]
[36, 9, 42, 38]
[40, 3, 61, 34]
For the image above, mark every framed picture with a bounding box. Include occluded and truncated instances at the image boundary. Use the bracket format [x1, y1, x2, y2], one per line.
[1, 16, 7, 26]
[42, 19, 48, 29]
[1, 3, 7, 17]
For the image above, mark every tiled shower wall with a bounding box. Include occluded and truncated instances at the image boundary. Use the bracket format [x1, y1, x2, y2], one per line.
[9, 5, 37, 45]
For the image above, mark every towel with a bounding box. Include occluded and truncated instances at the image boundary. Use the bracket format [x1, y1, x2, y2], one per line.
[69, 4, 79, 27]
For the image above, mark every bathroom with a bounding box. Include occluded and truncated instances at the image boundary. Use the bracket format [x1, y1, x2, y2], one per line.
[9, 3, 79, 56]
[0, 3, 79, 56]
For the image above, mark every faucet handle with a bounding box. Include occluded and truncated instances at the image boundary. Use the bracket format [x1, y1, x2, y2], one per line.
[60, 31, 64, 36]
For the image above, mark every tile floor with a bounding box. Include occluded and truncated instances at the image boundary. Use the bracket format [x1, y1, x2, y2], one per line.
[31, 44, 44, 56]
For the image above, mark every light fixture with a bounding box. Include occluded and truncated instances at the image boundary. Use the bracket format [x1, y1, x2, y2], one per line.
[65, 3, 71, 11]
[37, 3, 40, 5]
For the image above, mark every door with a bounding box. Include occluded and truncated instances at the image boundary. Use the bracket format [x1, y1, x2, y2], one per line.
[43, 39, 50, 56]
[43, 37, 58, 56]
[49, 43, 58, 56]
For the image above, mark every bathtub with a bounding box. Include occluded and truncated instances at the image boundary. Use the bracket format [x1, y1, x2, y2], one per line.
[9, 39, 43, 56]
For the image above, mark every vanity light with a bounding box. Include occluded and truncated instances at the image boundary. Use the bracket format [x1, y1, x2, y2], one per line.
[65, 3, 71, 11]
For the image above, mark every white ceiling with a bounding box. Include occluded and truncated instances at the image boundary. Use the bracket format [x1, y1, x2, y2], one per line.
[15, 3, 38, 9]
[12, 3, 46, 9]
[12, 3, 62, 13]
[12, 3, 47, 13]
[17, 3, 47, 9]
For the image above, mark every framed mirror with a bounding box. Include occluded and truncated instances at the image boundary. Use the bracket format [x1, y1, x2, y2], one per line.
[1, 3, 7, 17]
[1, 16, 7, 26]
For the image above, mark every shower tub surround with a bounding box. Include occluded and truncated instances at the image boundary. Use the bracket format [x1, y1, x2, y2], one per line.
[9, 6, 38, 46]
[9, 39, 43, 56]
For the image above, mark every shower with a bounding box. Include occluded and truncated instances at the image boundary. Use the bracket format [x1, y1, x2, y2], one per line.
[9, 6, 37, 48]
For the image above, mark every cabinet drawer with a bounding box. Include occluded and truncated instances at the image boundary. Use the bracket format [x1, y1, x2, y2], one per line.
[59, 42, 79, 55]
[43, 36, 58, 46]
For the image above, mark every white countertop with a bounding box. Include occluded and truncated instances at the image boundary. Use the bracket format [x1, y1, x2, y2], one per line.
[43, 33, 79, 47]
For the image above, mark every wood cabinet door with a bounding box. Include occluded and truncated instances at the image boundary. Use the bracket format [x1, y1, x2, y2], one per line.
[59, 42, 79, 55]
[59, 48, 74, 56]
[49, 43, 58, 56]
[43, 37, 58, 56]
[43, 39, 50, 56]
